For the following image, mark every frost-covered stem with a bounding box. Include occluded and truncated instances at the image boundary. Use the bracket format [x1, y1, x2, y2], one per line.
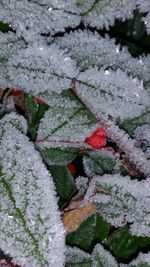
[36, 139, 91, 149]
[71, 79, 150, 177]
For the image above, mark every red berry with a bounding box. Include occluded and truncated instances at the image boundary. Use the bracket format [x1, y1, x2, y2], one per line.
[31, 95, 46, 105]
[85, 127, 107, 149]
[94, 127, 107, 137]
[67, 163, 77, 177]
[10, 89, 22, 96]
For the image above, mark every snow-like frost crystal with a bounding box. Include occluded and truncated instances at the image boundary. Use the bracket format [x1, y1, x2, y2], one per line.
[129, 252, 150, 266]
[85, 174, 150, 237]
[55, 30, 150, 82]
[76, 68, 149, 120]
[0, 114, 65, 267]
[6, 44, 78, 96]
[92, 243, 118, 267]
[79, 0, 137, 29]
[0, 0, 80, 38]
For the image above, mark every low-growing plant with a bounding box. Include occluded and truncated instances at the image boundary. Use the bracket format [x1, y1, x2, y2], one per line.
[0, 1, 150, 266]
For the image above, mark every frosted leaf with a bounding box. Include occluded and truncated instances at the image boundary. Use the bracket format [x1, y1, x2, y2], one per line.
[37, 90, 97, 143]
[0, 32, 26, 88]
[6, 44, 78, 95]
[0, 115, 65, 267]
[129, 252, 150, 266]
[78, 0, 137, 29]
[76, 68, 149, 120]
[92, 243, 119, 267]
[0, 112, 27, 134]
[0, 0, 80, 38]
[83, 150, 116, 177]
[66, 246, 92, 266]
[55, 30, 150, 82]
[85, 174, 150, 237]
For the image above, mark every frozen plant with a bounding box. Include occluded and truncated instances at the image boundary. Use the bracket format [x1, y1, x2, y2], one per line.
[0, 0, 150, 266]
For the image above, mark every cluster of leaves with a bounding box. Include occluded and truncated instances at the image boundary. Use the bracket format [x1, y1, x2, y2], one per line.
[0, 1, 150, 267]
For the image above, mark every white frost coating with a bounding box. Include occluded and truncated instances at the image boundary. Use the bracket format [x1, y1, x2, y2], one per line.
[92, 243, 119, 267]
[1, 112, 27, 134]
[6, 44, 78, 95]
[138, 0, 150, 34]
[143, 12, 150, 34]
[129, 252, 150, 266]
[0, 31, 26, 89]
[75, 176, 89, 194]
[0, 0, 80, 38]
[56, 30, 150, 82]
[0, 116, 65, 267]
[37, 91, 97, 142]
[80, 0, 137, 29]
[66, 246, 91, 265]
[85, 174, 150, 237]
[76, 67, 149, 120]
[134, 124, 150, 146]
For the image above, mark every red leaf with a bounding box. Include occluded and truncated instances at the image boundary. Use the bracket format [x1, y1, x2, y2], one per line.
[31, 95, 46, 105]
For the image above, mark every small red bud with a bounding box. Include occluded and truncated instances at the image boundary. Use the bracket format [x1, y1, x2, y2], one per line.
[10, 89, 22, 96]
[67, 163, 77, 177]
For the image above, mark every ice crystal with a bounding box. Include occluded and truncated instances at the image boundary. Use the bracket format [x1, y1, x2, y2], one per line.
[85, 174, 150, 237]
[0, 114, 65, 267]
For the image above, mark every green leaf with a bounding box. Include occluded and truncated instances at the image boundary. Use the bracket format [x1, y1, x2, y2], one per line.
[0, 21, 11, 32]
[41, 147, 78, 165]
[25, 95, 48, 140]
[0, 113, 65, 267]
[92, 243, 119, 267]
[103, 225, 150, 261]
[83, 150, 116, 176]
[65, 246, 92, 267]
[48, 165, 77, 207]
[117, 110, 150, 136]
[66, 213, 110, 252]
